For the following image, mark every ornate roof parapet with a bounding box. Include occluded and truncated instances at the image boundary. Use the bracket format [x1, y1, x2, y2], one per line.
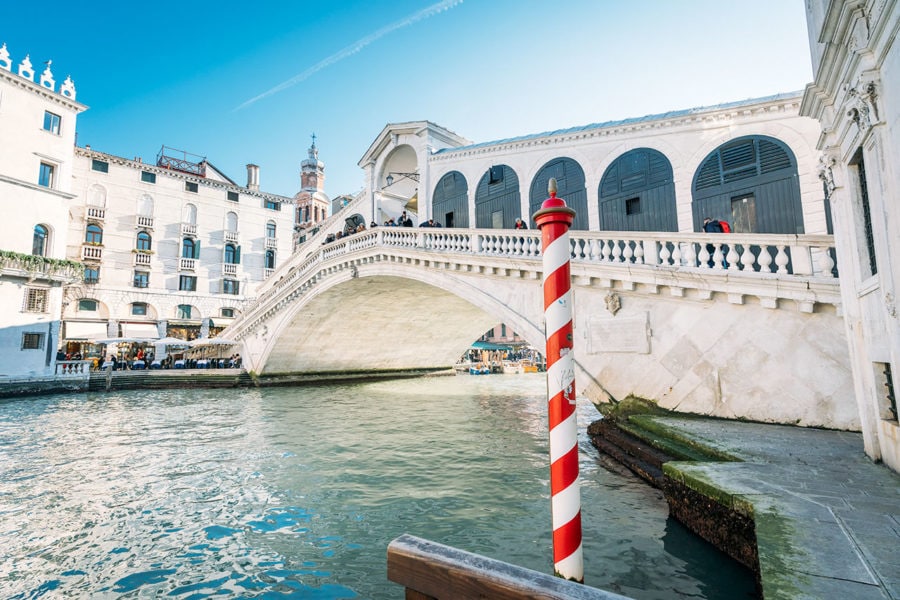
[39, 60, 55, 91]
[0, 43, 78, 101]
[17, 54, 33, 81]
[0, 44, 10, 71]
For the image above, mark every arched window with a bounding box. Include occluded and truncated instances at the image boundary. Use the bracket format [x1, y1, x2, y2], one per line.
[176, 304, 193, 319]
[692, 135, 802, 234]
[136, 231, 152, 251]
[224, 243, 241, 264]
[182, 203, 198, 225]
[265, 250, 276, 269]
[598, 148, 677, 232]
[225, 211, 238, 232]
[529, 158, 589, 230]
[182, 238, 196, 259]
[432, 171, 469, 228]
[32, 224, 49, 256]
[85, 224, 103, 244]
[137, 194, 154, 216]
[474, 166, 520, 229]
[266, 221, 277, 238]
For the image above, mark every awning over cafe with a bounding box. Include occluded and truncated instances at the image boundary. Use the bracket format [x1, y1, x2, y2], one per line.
[64, 321, 108, 341]
[121, 322, 160, 339]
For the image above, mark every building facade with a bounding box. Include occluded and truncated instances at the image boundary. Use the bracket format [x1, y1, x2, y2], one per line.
[62, 146, 295, 356]
[357, 95, 827, 239]
[802, 0, 900, 470]
[0, 44, 84, 379]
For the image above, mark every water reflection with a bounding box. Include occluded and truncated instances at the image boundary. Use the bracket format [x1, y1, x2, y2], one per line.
[0, 375, 754, 599]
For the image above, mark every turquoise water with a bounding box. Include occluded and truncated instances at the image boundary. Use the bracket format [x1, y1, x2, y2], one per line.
[0, 374, 755, 598]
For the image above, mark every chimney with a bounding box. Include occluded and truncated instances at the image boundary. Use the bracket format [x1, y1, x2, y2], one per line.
[246, 163, 259, 191]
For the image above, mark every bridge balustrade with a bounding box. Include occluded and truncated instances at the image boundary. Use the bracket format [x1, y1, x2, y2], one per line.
[239, 228, 837, 340]
[55, 360, 90, 376]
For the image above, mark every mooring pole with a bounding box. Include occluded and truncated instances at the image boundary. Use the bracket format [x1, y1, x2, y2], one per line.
[533, 177, 583, 583]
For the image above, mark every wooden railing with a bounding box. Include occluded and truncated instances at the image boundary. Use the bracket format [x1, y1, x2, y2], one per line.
[387, 534, 631, 600]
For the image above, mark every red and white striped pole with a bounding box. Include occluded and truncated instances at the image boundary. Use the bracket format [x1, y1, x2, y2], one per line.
[533, 177, 583, 582]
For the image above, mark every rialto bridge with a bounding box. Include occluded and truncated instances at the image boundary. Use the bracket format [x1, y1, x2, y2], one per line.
[223, 224, 855, 431]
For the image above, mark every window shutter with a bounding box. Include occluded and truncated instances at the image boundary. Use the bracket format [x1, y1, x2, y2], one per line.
[194, 240, 201, 259]
[236, 245, 241, 264]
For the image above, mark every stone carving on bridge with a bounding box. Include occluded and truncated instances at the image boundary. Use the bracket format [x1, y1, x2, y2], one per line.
[605, 291, 621, 316]
[817, 153, 837, 200]
[846, 80, 878, 131]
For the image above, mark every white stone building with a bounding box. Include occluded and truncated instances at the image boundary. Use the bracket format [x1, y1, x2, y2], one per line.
[62, 146, 295, 357]
[0, 44, 84, 379]
[802, 1, 900, 471]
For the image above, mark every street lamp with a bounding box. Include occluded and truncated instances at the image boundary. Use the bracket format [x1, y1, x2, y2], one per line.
[384, 171, 420, 188]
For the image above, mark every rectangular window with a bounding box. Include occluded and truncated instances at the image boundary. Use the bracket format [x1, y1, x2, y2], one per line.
[265, 199, 280, 211]
[43, 111, 61, 135]
[185, 181, 198, 193]
[91, 159, 109, 173]
[222, 279, 240, 295]
[851, 150, 877, 278]
[133, 271, 149, 288]
[23, 288, 48, 313]
[22, 332, 45, 350]
[221, 308, 235, 318]
[84, 267, 100, 284]
[179, 275, 197, 291]
[141, 171, 156, 184]
[625, 197, 641, 215]
[489, 166, 503, 185]
[227, 191, 239, 202]
[38, 162, 55, 188]
[132, 302, 147, 316]
[78, 299, 98, 312]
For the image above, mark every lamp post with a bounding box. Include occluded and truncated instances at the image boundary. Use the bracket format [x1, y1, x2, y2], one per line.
[533, 177, 583, 583]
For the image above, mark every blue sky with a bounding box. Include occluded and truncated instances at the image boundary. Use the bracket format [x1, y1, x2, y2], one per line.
[3, 1, 812, 200]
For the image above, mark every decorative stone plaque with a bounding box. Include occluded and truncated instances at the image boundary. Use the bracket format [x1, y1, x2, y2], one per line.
[587, 313, 650, 354]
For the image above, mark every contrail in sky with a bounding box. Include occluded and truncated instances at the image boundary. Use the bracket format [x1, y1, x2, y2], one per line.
[235, 0, 464, 111]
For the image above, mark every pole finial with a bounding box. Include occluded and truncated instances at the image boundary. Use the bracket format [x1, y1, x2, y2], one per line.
[548, 177, 558, 197]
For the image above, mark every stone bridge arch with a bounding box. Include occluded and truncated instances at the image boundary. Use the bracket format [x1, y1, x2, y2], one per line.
[243, 260, 546, 376]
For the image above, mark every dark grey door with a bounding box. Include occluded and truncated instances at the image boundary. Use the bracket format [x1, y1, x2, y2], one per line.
[529, 158, 589, 230]
[432, 171, 469, 228]
[598, 148, 677, 231]
[475, 165, 521, 229]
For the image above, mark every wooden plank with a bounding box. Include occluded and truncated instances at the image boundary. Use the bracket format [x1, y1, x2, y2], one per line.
[387, 534, 633, 600]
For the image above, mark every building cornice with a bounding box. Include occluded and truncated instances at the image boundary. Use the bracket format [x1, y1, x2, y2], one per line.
[0, 172, 77, 200]
[0, 68, 88, 113]
[75, 147, 293, 203]
[431, 94, 806, 162]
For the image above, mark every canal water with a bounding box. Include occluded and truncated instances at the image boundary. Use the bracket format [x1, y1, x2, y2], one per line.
[0, 374, 755, 599]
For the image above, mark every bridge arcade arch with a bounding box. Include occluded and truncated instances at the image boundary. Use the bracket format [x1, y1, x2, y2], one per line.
[528, 158, 589, 230]
[474, 165, 521, 229]
[598, 148, 677, 232]
[432, 171, 469, 228]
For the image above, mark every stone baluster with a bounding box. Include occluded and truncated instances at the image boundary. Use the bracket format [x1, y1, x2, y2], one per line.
[712, 244, 725, 269]
[740, 245, 756, 271]
[757, 246, 773, 273]
[659, 243, 671, 266]
[775, 245, 789, 274]
[818, 247, 836, 277]
[611, 240, 623, 263]
[682, 242, 696, 267]
[622, 241, 634, 264]
[727, 245, 741, 271]
[670, 242, 681, 266]
[634, 240, 646, 265]
[600, 239, 611, 262]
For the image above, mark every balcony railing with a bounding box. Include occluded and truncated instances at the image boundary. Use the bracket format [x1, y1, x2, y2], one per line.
[181, 222, 198, 236]
[179, 257, 196, 271]
[86, 207, 105, 221]
[134, 252, 152, 266]
[81, 245, 102, 261]
[265, 237, 278, 250]
[136, 215, 154, 229]
[264, 268, 275, 279]
[224, 230, 239, 244]
[223, 263, 238, 277]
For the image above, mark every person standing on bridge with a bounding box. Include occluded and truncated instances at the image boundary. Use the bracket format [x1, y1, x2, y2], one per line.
[514, 218, 528, 230]
[702, 217, 724, 268]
